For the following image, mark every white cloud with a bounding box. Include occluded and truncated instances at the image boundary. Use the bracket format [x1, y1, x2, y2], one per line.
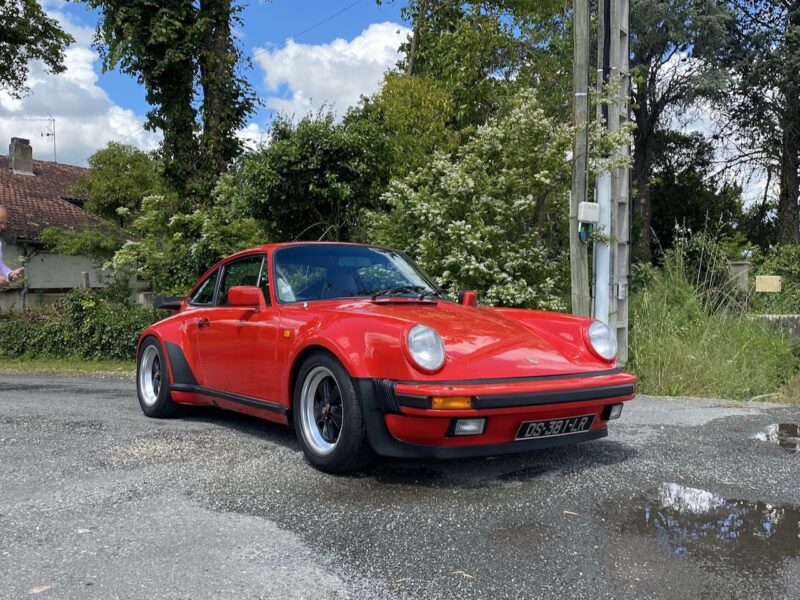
[0, 8, 160, 167]
[236, 122, 270, 151]
[254, 22, 409, 119]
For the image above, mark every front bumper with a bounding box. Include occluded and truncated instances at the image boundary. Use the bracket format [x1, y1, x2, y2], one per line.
[353, 370, 636, 459]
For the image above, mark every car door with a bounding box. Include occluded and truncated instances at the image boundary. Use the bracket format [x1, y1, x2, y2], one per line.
[194, 254, 280, 402]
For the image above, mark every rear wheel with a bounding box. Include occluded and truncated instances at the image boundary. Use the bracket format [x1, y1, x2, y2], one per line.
[137, 337, 180, 418]
[293, 351, 372, 473]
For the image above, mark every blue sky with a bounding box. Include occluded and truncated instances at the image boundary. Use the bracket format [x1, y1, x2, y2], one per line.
[0, 0, 407, 166]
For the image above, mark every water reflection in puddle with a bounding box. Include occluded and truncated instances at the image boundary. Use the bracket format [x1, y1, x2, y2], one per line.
[606, 483, 800, 576]
[755, 423, 800, 452]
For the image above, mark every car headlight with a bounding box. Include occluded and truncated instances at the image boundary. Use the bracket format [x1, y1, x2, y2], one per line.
[587, 320, 617, 362]
[406, 324, 446, 372]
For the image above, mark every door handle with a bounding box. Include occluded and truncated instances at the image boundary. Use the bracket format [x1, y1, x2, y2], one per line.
[197, 317, 211, 329]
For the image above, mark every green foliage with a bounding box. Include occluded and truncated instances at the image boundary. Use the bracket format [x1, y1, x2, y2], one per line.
[0, 289, 157, 361]
[629, 246, 798, 400]
[86, 0, 257, 201]
[723, 1, 800, 244]
[365, 73, 457, 177]
[749, 245, 800, 315]
[233, 112, 391, 242]
[368, 90, 574, 310]
[70, 142, 159, 225]
[388, 0, 569, 130]
[650, 131, 744, 252]
[110, 177, 264, 295]
[0, 0, 74, 98]
[40, 226, 122, 261]
[630, 0, 732, 259]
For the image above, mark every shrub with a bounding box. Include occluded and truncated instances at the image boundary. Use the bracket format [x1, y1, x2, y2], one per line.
[629, 246, 799, 400]
[0, 289, 157, 361]
[748, 244, 800, 315]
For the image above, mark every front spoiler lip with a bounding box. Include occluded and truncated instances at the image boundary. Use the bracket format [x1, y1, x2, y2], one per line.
[353, 376, 632, 459]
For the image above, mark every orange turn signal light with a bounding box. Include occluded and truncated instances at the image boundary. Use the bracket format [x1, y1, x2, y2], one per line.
[431, 396, 473, 410]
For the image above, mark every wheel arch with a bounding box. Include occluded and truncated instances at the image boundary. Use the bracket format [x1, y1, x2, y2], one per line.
[287, 344, 343, 420]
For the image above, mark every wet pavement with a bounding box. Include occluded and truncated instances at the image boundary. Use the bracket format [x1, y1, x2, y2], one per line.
[1, 375, 799, 599]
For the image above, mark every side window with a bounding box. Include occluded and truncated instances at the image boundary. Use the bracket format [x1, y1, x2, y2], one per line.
[189, 269, 219, 306]
[218, 256, 265, 306]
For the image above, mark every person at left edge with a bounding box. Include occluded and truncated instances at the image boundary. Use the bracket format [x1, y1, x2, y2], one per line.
[0, 205, 25, 287]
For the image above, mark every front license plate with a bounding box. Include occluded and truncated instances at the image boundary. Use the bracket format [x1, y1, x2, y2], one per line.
[515, 414, 595, 440]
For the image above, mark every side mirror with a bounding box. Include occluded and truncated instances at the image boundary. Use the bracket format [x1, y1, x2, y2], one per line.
[154, 295, 184, 311]
[228, 286, 266, 310]
[458, 290, 478, 306]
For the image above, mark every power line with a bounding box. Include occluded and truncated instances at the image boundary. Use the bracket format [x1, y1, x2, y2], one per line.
[252, 0, 366, 59]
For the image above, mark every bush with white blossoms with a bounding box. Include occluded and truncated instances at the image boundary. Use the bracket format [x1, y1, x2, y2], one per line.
[369, 89, 576, 310]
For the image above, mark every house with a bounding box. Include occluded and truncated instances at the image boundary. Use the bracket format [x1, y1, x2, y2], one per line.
[0, 137, 122, 312]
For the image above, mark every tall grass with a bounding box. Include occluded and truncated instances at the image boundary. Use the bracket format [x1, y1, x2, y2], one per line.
[629, 237, 799, 400]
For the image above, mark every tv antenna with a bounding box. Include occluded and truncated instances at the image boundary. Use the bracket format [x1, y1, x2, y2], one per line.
[23, 116, 57, 163]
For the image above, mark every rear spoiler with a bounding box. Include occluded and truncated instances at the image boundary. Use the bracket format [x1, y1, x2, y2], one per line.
[154, 295, 184, 311]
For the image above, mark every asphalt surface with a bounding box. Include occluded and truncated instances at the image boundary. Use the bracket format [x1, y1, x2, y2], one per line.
[1, 374, 799, 600]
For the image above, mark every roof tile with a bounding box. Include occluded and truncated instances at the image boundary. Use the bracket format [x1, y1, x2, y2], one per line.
[0, 156, 114, 242]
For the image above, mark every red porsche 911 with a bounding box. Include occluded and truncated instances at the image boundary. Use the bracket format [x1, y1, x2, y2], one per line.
[137, 242, 636, 472]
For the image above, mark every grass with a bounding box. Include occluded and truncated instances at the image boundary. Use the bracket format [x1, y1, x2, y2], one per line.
[629, 249, 800, 401]
[775, 374, 800, 405]
[0, 355, 135, 379]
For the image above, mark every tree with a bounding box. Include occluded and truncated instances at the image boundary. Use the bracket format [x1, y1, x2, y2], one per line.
[724, 0, 800, 244]
[110, 177, 264, 295]
[363, 72, 457, 177]
[650, 130, 744, 252]
[0, 0, 74, 98]
[70, 142, 159, 226]
[234, 112, 391, 242]
[629, 0, 731, 260]
[379, 1, 567, 131]
[84, 0, 256, 202]
[368, 90, 594, 310]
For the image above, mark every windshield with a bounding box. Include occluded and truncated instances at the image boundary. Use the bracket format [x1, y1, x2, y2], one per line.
[273, 245, 445, 303]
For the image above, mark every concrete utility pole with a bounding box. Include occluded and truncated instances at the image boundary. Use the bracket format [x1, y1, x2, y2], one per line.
[596, 0, 631, 362]
[570, 0, 591, 317]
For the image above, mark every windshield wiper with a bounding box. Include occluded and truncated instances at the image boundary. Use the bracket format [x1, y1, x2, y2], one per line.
[370, 285, 437, 300]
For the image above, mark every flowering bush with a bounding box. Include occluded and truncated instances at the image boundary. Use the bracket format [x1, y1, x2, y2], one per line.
[368, 90, 573, 310]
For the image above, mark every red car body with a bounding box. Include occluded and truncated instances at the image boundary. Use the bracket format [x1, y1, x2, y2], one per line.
[137, 242, 636, 471]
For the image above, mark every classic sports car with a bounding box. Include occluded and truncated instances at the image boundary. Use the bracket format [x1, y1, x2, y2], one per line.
[137, 242, 636, 472]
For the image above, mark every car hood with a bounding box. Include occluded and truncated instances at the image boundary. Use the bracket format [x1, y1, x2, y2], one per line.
[331, 299, 608, 379]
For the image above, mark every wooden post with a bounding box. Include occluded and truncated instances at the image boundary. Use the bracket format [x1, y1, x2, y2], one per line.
[596, 0, 631, 362]
[570, 0, 591, 316]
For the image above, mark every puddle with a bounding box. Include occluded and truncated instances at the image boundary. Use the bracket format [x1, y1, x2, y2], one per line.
[755, 423, 800, 453]
[604, 483, 800, 576]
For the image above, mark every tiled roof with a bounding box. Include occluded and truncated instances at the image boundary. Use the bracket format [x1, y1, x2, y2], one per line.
[0, 156, 115, 242]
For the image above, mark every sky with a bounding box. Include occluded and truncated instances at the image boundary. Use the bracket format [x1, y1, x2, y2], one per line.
[0, 0, 408, 167]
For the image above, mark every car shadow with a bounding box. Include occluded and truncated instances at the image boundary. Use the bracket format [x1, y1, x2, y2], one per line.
[177, 406, 637, 487]
[179, 406, 299, 450]
[357, 439, 638, 489]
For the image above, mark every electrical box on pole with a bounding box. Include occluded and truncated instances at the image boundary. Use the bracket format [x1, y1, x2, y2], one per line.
[596, 0, 631, 363]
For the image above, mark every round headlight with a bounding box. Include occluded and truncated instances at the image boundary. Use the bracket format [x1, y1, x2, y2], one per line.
[406, 324, 446, 372]
[588, 320, 617, 362]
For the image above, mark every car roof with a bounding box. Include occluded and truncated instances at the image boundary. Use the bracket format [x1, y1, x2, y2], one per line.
[225, 241, 381, 260]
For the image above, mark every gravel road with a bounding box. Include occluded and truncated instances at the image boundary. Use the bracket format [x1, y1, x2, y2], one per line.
[1, 374, 798, 599]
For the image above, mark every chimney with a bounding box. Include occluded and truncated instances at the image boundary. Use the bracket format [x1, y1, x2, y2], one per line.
[9, 137, 33, 175]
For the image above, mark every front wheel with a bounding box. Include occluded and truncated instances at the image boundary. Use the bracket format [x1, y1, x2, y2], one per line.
[293, 352, 372, 473]
[137, 337, 180, 418]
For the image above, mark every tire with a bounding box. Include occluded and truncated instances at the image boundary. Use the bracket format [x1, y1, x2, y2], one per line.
[136, 337, 180, 418]
[293, 351, 372, 473]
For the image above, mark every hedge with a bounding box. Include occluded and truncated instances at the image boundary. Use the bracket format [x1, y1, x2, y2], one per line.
[0, 289, 159, 361]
